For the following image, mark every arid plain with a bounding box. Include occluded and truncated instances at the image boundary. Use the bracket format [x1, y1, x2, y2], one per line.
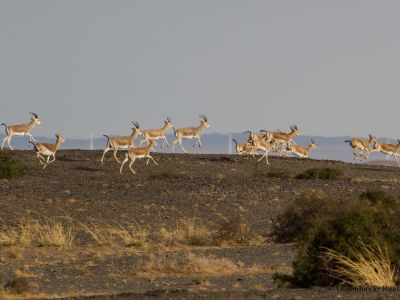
[0, 150, 400, 299]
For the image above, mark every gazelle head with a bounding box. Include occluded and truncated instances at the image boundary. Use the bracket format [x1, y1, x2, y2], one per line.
[368, 135, 379, 150]
[199, 114, 210, 128]
[309, 139, 317, 151]
[132, 121, 143, 136]
[149, 140, 158, 148]
[260, 130, 272, 142]
[289, 125, 299, 136]
[55, 133, 65, 144]
[30, 112, 41, 125]
[164, 117, 174, 129]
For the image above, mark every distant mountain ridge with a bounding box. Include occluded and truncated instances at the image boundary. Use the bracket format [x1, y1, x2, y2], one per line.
[0, 133, 397, 164]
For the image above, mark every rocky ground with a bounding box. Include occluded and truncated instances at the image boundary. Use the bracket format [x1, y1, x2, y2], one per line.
[0, 150, 399, 299]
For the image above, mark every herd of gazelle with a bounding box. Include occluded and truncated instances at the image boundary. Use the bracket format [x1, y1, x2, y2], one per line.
[1, 113, 400, 172]
[234, 125, 316, 164]
[345, 135, 400, 166]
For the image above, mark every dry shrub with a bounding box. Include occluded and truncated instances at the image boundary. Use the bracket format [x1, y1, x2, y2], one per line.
[82, 223, 149, 247]
[295, 167, 344, 180]
[0, 217, 74, 248]
[214, 219, 263, 246]
[0, 153, 25, 179]
[134, 253, 242, 277]
[324, 241, 397, 287]
[273, 190, 400, 287]
[157, 218, 214, 246]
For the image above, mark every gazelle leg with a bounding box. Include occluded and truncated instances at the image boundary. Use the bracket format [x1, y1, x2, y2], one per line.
[147, 155, 158, 166]
[28, 134, 37, 143]
[6, 136, 14, 151]
[1, 136, 7, 151]
[37, 153, 46, 165]
[395, 154, 400, 167]
[101, 147, 111, 165]
[257, 152, 265, 162]
[193, 136, 202, 148]
[43, 156, 50, 170]
[128, 158, 136, 174]
[193, 137, 199, 147]
[48, 154, 56, 164]
[120, 156, 129, 173]
[163, 137, 169, 148]
[179, 140, 188, 153]
[113, 149, 121, 164]
[172, 139, 178, 153]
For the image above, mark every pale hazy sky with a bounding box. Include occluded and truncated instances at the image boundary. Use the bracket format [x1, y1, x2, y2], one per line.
[1, 1, 399, 139]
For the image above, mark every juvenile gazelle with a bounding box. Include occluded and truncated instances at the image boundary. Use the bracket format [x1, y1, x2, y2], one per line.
[1, 112, 41, 150]
[139, 117, 173, 148]
[29, 134, 65, 169]
[232, 139, 258, 156]
[371, 138, 400, 167]
[101, 121, 142, 165]
[344, 134, 375, 160]
[120, 140, 158, 174]
[172, 115, 210, 153]
[286, 139, 317, 158]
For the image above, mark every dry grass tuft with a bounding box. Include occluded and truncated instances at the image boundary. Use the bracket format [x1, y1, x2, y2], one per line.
[0, 217, 74, 248]
[157, 218, 214, 246]
[81, 223, 149, 247]
[324, 241, 397, 287]
[36, 220, 75, 248]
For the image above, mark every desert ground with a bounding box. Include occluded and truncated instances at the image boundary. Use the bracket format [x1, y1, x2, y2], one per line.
[1, 149, 400, 299]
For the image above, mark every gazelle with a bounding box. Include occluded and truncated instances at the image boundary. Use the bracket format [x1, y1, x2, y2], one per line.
[268, 125, 300, 156]
[232, 139, 258, 156]
[120, 140, 158, 174]
[344, 134, 375, 160]
[286, 139, 317, 158]
[172, 115, 210, 153]
[1, 112, 41, 150]
[253, 135, 277, 164]
[101, 121, 142, 165]
[243, 131, 268, 145]
[371, 138, 400, 167]
[29, 134, 65, 169]
[139, 117, 173, 148]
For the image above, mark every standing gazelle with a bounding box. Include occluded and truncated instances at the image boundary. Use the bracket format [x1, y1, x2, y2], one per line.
[286, 139, 317, 158]
[139, 117, 173, 148]
[371, 138, 400, 167]
[1, 112, 41, 150]
[172, 115, 210, 153]
[29, 134, 65, 169]
[101, 121, 142, 165]
[120, 140, 158, 174]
